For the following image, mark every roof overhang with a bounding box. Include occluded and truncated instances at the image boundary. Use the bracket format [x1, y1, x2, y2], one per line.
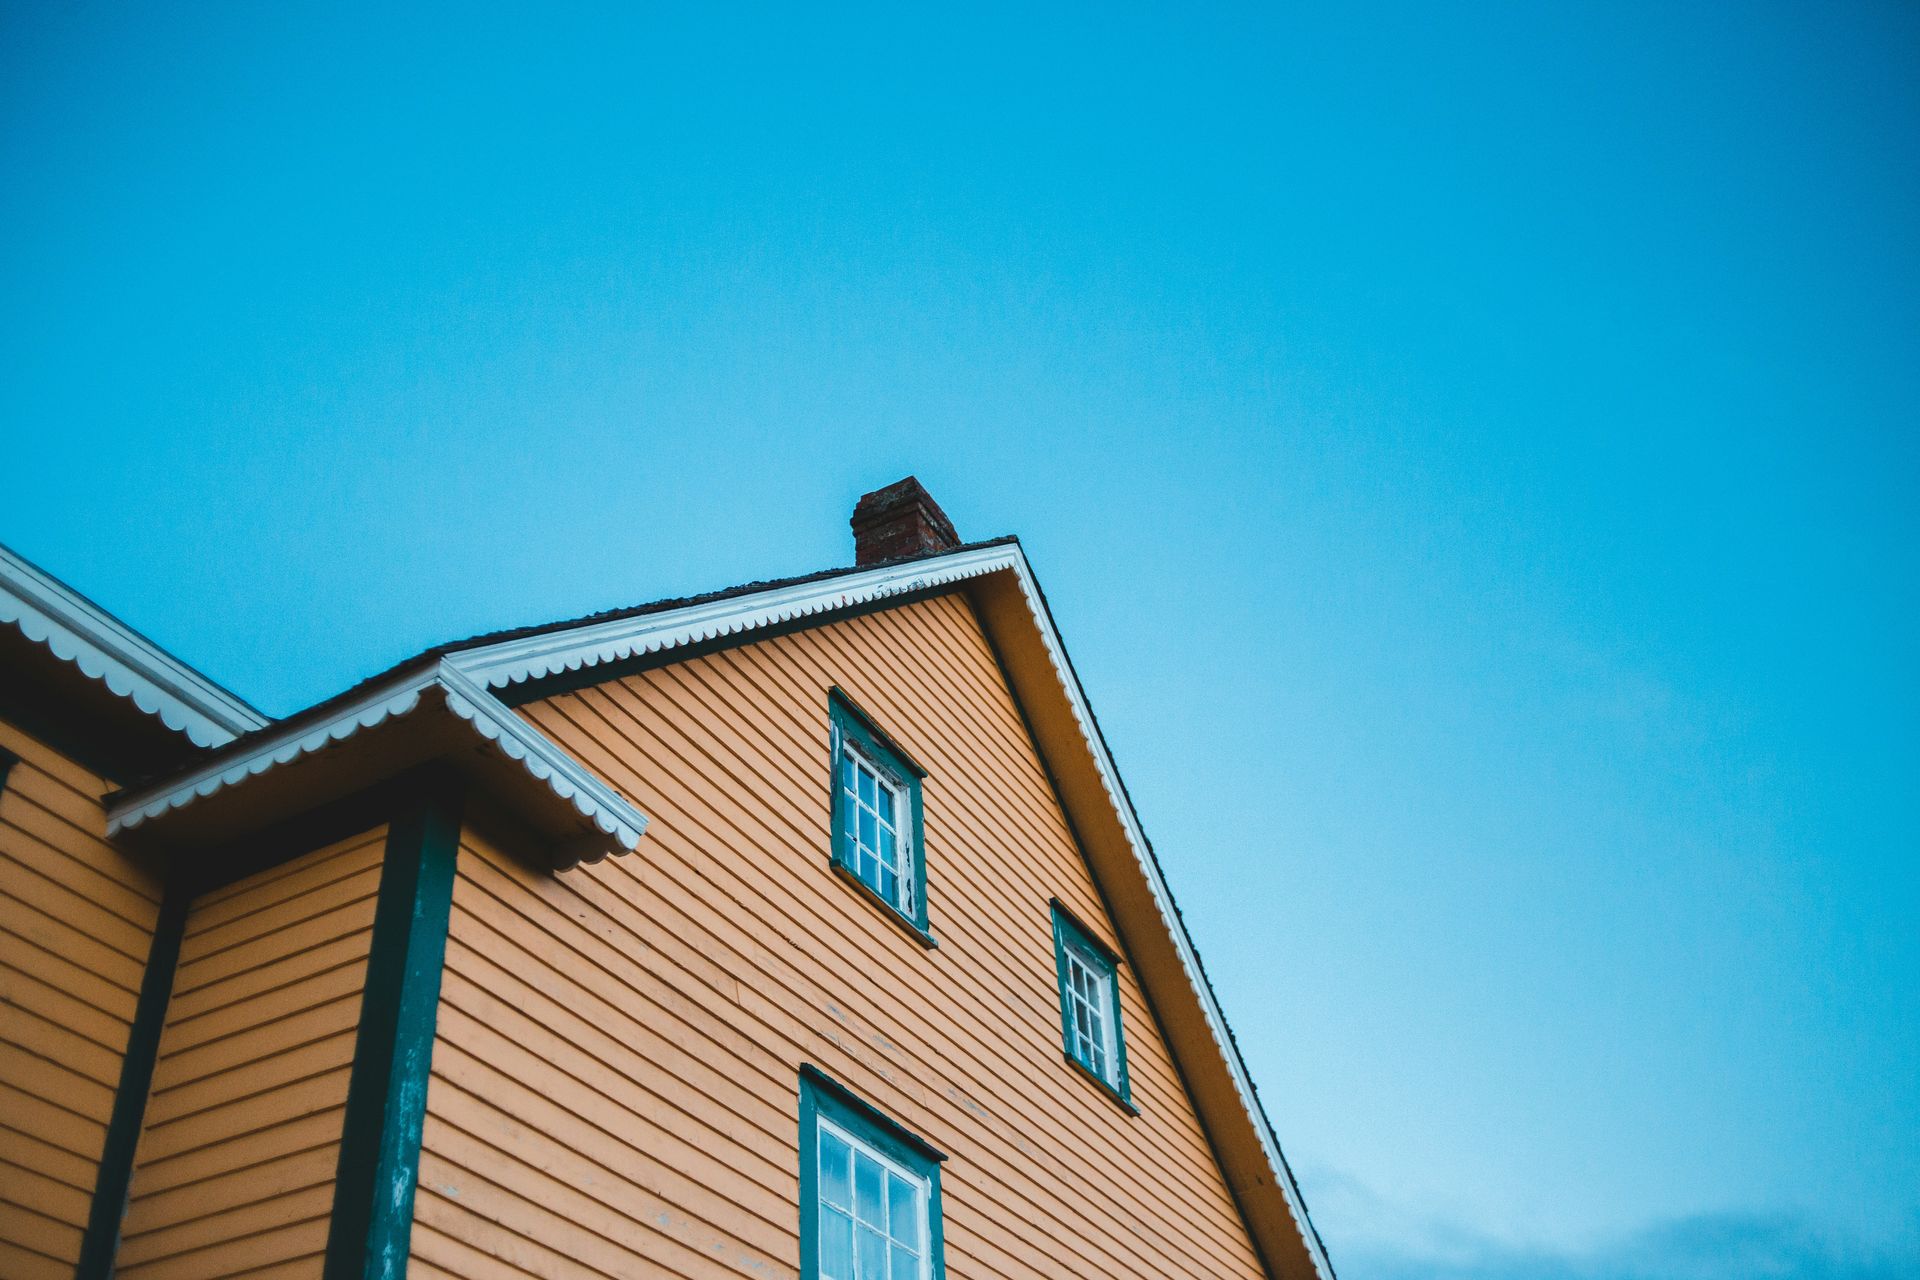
[0, 542, 266, 751]
[109, 660, 647, 870]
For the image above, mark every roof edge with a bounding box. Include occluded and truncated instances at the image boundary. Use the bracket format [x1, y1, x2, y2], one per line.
[0, 541, 268, 748]
[106, 659, 648, 862]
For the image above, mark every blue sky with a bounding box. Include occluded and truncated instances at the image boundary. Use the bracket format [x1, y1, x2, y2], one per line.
[3, 3, 1915, 1276]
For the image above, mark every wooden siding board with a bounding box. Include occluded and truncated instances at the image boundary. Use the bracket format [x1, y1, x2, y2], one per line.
[131, 1108, 346, 1197]
[0, 889, 145, 994]
[0, 959, 140, 1052]
[1, 1124, 102, 1191]
[0, 811, 158, 928]
[136, 1067, 355, 1163]
[165, 932, 373, 1025]
[0, 1232, 70, 1280]
[144, 1032, 361, 1129]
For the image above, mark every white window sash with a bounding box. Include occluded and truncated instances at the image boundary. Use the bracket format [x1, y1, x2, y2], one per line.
[817, 1116, 931, 1275]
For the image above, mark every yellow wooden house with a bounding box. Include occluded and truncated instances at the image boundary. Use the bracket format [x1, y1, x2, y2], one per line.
[0, 479, 1335, 1280]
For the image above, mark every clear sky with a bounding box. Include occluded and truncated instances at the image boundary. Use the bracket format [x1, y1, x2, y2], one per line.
[4, 4, 1916, 1277]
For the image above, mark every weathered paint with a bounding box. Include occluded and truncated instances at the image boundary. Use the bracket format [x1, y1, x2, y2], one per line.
[408, 593, 1272, 1278]
[323, 785, 462, 1280]
[115, 827, 388, 1279]
[0, 719, 163, 1280]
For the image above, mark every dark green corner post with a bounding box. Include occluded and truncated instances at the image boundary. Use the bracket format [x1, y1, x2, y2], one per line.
[323, 778, 464, 1280]
[74, 886, 188, 1279]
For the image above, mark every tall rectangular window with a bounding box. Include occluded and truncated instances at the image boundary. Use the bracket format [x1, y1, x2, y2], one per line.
[828, 690, 930, 936]
[1051, 902, 1132, 1106]
[800, 1067, 946, 1280]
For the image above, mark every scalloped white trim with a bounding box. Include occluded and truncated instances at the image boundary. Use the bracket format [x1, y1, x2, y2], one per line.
[437, 663, 645, 858]
[106, 662, 649, 865]
[453, 543, 1022, 694]
[0, 544, 268, 749]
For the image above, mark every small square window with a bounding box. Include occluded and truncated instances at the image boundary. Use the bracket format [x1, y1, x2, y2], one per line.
[829, 690, 929, 936]
[800, 1067, 946, 1280]
[1050, 902, 1132, 1106]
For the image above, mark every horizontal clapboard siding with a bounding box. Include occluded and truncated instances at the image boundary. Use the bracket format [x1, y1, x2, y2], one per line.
[116, 827, 387, 1280]
[414, 593, 1267, 1278]
[0, 719, 161, 1280]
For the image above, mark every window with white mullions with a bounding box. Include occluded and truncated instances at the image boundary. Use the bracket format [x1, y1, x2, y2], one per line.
[828, 689, 930, 936]
[1064, 941, 1114, 1080]
[816, 1119, 929, 1280]
[801, 1068, 944, 1280]
[841, 747, 911, 912]
[1050, 901, 1133, 1105]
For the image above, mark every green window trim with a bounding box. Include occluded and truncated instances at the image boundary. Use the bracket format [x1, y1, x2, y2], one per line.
[1050, 899, 1135, 1111]
[799, 1065, 946, 1280]
[827, 688, 931, 935]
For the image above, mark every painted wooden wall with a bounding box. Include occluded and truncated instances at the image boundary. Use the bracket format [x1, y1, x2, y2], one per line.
[116, 826, 386, 1280]
[0, 720, 163, 1279]
[409, 593, 1269, 1278]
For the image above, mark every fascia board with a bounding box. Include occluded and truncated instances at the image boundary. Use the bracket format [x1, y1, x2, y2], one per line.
[0, 543, 268, 747]
[435, 661, 648, 853]
[449, 543, 1024, 692]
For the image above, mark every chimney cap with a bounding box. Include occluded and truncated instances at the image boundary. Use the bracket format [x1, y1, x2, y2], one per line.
[851, 477, 960, 566]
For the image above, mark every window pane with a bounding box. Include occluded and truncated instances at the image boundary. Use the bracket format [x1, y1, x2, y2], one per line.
[854, 1152, 885, 1227]
[820, 1131, 852, 1209]
[873, 782, 894, 826]
[890, 1243, 920, 1279]
[821, 1207, 854, 1279]
[878, 865, 898, 906]
[858, 807, 877, 850]
[878, 823, 896, 865]
[886, 1172, 917, 1242]
[857, 1225, 888, 1279]
[842, 754, 856, 793]
[858, 767, 876, 808]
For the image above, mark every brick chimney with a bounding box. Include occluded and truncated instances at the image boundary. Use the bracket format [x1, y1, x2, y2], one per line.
[850, 477, 960, 566]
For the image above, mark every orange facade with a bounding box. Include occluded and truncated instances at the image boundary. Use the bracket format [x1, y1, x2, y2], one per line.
[403, 593, 1269, 1278]
[0, 722, 162, 1279]
[0, 502, 1328, 1280]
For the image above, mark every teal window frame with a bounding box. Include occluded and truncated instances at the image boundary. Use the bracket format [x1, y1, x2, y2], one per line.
[828, 689, 930, 937]
[799, 1065, 946, 1280]
[1050, 900, 1134, 1109]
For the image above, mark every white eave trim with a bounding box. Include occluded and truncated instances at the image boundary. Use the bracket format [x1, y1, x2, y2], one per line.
[106, 659, 649, 859]
[0, 543, 267, 749]
[454, 542, 1022, 693]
